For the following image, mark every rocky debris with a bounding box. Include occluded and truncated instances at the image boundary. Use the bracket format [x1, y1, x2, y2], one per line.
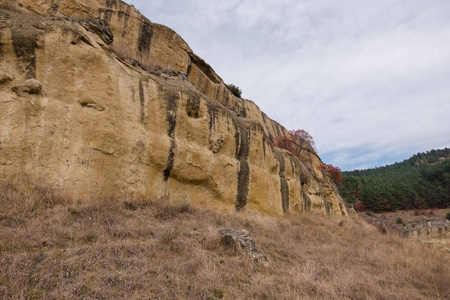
[218, 228, 269, 267]
[209, 138, 223, 153]
[80, 18, 113, 44]
[12, 79, 41, 95]
[0, 73, 13, 84]
[155, 69, 188, 81]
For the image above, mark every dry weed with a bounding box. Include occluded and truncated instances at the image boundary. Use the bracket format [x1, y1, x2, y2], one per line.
[0, 179, 448, 299]
[109, 42, 163, 73]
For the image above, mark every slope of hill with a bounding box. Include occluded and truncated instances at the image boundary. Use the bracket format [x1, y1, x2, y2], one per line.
[339, 148, 450, 212]
[0, 179, 448, 299]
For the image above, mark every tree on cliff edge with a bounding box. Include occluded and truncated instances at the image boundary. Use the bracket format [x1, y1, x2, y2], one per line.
[274, 129, 316, 157]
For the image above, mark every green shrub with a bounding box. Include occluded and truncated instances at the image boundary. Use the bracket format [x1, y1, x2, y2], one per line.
[365, 210, 372, 216]
[227, 84, 242, 98]
[446, 212, 450, 221]
[396, 217, 403, 225]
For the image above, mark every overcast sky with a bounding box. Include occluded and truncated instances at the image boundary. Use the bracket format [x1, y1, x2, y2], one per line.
[124, 0, 450, 171]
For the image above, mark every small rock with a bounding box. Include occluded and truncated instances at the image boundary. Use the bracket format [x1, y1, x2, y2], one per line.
[218, 228, 269, 267]
[0, 73, 13, 84]
[209, 139, 224, 153]
[12, 79, 42, 96]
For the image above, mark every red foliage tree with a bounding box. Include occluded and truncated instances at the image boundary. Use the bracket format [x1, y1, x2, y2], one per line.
[326, 164, 343, 186]
[354, 202, 366, 212]
[319, 163, 343, 186]
[274, 129, 316, 157]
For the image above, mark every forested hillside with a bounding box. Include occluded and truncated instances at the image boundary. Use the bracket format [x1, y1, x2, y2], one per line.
[339, 148, 450, 212]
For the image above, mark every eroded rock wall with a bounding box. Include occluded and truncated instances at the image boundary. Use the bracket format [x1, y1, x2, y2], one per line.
[0, 1, 347, 216]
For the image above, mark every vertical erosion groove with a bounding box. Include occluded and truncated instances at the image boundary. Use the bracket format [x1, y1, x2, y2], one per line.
[163, 89, 179, 182]
[302, 189, 312, 211]
[11, 29, 37, 79]
[186, 94, 200, 118]
[121, 5, 131, 38]
[138, 21, 153, 53]
[0, 30, 4, 58]
[276, 151, 290, 214]
[138, 79, 145, 123]
[233, 119, 250, 211]
[325, 200, 332, 214]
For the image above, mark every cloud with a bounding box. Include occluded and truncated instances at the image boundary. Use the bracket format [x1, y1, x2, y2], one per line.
[126, 0, 450, 170]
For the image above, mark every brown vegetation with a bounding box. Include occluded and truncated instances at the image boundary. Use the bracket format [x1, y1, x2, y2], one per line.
[109, 42, 163, 73]
[0, 179, 449, 299]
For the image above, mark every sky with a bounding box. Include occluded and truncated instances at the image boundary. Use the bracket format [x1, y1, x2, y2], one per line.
[124, 0, 450, 171]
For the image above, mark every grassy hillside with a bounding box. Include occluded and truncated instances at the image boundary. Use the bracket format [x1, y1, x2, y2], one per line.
[339, 148, 450, 212]
[0, 178, 449, 299]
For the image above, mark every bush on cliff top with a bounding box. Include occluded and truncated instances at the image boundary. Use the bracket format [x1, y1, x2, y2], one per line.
[227, 84, 242, 98]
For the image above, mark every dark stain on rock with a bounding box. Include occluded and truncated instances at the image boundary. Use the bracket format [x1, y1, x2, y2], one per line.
[105, 0, 118, 9]
[163, 139, 176, 182]
[186, 94, 200, 118]
[233, 119, 251, 211]
[241, 102, 247, 118]
[162, 89, 179, 181]
[207, 101, 217, 131]
[98, 8, 114, 23]
[138, 79, 145, 123]
[260, 111, 273, 141]
[138, 21, 153, 53]
[302, 190, 312, 211]
[276, 151, 290, 213]
[197, 73, 203, 92]
[262, 135, 266, 158]
[325, 200, 332, 214]
[121, 5, 131, 38]
[223, 90, 230, 107]
[186, 61, 192, 76]
[11, 28, 38, 79]
[0, 30, 4, 58]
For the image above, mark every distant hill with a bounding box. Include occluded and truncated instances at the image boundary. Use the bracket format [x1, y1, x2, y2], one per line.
[339, 148, 450, 212]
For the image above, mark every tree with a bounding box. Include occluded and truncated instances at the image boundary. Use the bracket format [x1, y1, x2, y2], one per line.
[322, 164, 343, 186]
[274, 129, 316, 157]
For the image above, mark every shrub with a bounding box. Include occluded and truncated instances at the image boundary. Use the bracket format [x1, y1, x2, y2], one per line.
[446, 212, 450, 221]
[227, 84, 242, 98]
[396, 217, 403, 225]
[365, 210, 372, 216]
[354, 202, 366, 212]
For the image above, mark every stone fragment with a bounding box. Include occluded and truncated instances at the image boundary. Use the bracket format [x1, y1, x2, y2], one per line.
[0, 73, 13, 84]
[79, 100, 105, 111]
[12, 79, 42, 96]
[218, 228, 269, 267]
[209, 138, 223, 153]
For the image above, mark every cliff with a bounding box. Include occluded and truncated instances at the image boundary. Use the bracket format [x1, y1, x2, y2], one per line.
[0, 0, 347, 216]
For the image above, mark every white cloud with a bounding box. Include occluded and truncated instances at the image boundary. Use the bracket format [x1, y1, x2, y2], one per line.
[126, 0, 450, 170]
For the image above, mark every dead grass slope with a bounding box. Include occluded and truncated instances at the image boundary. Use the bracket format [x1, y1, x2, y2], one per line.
[0, 179, 449, 299]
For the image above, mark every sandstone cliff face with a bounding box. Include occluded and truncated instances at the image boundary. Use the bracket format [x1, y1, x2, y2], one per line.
[0, 0, 347, 216]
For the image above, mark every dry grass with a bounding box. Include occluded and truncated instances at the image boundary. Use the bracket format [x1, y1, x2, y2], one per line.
[109, 42, 163, 73]
[0, 179, 449, 299]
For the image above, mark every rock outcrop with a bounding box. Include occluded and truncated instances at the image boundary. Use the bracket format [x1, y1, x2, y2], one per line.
[0, 0, 347, 216]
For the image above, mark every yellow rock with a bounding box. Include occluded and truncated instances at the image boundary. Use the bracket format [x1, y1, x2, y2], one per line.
[0, 0, 347, 216]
